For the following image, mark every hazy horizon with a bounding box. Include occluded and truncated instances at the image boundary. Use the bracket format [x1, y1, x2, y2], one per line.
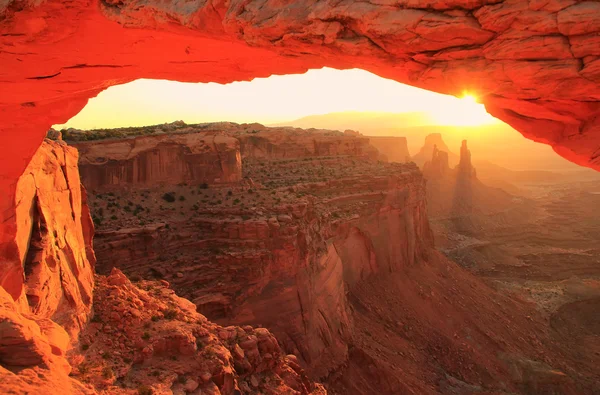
[50, 68, 594, 174]
[53, 68, 500, 130]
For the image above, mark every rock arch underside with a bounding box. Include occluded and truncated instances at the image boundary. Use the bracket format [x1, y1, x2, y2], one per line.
[1, 0, 600, 393]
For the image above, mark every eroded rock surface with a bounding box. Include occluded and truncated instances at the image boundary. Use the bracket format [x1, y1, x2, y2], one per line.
[87, 125, 432, 378]
[70, 268, 325, 395]
[71, 127, 242, 190]
[77, 124, 600, 393]
[1, 139, 95, 337]
[0, 140, 96, 394]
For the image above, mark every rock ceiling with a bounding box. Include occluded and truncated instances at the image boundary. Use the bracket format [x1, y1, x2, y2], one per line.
[1, 0, 599, 218]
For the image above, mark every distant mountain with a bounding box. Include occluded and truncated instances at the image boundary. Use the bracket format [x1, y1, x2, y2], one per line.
[272, 111, 594, 173]
[412, 133, 460, 168]
[269, 111, 433, 132]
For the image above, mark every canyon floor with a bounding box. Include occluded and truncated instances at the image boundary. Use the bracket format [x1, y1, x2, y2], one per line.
[432, 177, 600, 392]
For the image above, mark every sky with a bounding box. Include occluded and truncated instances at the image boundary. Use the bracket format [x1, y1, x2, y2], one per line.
[54, 67, 501, 130]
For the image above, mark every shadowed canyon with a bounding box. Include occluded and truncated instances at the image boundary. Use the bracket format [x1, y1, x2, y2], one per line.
[1, 1, 600, 394]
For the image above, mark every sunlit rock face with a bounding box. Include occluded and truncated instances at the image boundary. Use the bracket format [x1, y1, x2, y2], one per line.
[72, 132, 242, 190]
[84, 125, 434, 378]
[1, 139, 95, 337]
[1, 0, 599, 226]
[0, 140, 96, 394]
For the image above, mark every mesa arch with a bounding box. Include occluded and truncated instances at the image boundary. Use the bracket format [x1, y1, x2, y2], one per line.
[1, 1, 599, 247]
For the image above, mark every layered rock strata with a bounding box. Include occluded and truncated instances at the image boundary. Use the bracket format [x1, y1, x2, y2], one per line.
[91, 152, 433, 378]
[0, 139, 96, 393]
[1, 139, 95, 337]
[71, 131, 242, 190]
[0, 137, 325, 395]
[194, 122, 381, 161]
[82, 127, 596, 393]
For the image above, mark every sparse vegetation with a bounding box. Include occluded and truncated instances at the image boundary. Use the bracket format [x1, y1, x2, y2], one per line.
[162, 192, 176, 203]
[102, 366, 114, 379]
[138, 385, 153, 395]
[163, 308, 178, 320]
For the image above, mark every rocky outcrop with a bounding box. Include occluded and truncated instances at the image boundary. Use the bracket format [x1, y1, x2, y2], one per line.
[71, 132, 242, 191]
[228, 125, 380, 161]
[367, 136, 411, 163]
[0, 285, 94, 394]
[0, 140, 97, 394]
[1, 268, 326, 395]
[457, 140, 477, 179]
[0, 140, 95, 338]
[423, 140, 513, 219]
[69, 269, 326, 395]
[0, 136, 326, 394]
[422, 145, 450, 180]
[1, 0, 600, 228]
[412, 133, 459, 168]
[91, 156, 433, 379]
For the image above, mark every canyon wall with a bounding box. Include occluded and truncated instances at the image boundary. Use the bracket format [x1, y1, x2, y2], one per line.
[0, 140, 96, 391]
[1, 139, 95, 336]
[72, 132, 242, 190]
[229, 127, 380, 161]
[89, 140, 433, 378]
[0, 129, 325, 395]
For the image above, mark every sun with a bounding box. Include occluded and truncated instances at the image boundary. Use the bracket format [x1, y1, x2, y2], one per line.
[429, 92, 500, 127]
[461, 94, 478, 104]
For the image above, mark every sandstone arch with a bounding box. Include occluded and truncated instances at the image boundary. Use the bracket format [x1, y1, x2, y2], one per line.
[1, 0, 599, 255]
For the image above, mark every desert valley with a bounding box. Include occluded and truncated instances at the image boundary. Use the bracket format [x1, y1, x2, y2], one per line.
[8, 118, 596, 394]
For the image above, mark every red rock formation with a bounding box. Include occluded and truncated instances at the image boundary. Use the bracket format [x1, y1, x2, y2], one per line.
[70, 269, 326, 395]
[1, 267, 326, 394]
[1, 0, 600, 233]
[422, 145, 450, 179]
[457, 139, 477, 178]
[424, 139, 514, 219]
[0, 140, 95, 337]
[0, 140, 97, 394]
[412, 133, 459, 167]
[367, 136, 411, 163]
[80, 127, 597, 393]
[231, 125, 380, 160]
[92, 158, 433, 379]
[71, 131, 242, 190]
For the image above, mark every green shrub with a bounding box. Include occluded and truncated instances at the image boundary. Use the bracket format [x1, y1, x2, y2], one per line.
[102, 366, 114, 379]
[162, 192, 176, 203]
[138, 386, 153, 395]
[163, 308, 178, 320]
